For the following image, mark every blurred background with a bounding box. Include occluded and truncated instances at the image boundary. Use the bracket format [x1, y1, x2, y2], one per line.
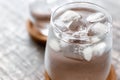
[0, 0, 119, 80]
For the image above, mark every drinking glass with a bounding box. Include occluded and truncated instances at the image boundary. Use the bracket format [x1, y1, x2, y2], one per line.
[45, 2, 112, 80]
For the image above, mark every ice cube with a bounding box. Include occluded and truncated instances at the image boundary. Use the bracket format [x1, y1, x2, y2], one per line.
[69, 20, 81, 31]
[93, 42, 106, 56]
[72, 31, 88, 39]
[54, 20, 69, 32]
[91, 37, 100, 43]
[83, 46, 93, 61]
[63, 45, 84, 60]
[60, 40, 68, 48]
[69, 20, 86, 32]
[49, 39, 60, 51]
[72, 31, 81, 38]
[87, 12, 105, 23]
[88, 23, 108, 36]
[60, 10, 82, 22]
[55, 10, 83, 32]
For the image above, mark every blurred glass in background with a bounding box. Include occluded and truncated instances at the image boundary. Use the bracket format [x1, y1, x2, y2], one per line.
[29, 0, 73, 37]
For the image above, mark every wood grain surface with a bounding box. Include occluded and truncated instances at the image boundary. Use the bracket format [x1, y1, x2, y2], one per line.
[0, 0, 119, 80]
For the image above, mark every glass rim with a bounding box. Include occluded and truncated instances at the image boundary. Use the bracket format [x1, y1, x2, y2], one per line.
[51, 2, 112, 23]
[51, 2, 112, 44]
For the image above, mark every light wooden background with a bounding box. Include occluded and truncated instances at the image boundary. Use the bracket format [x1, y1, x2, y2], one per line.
[0, 0, 119, 80]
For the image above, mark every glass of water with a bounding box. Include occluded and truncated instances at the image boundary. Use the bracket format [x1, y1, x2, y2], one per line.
[45, 2, 112, 80]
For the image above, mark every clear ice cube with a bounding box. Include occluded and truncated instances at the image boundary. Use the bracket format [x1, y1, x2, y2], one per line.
[87, 12, 105, 23]
[60, 40, 68, 48]
[55, 10, 85, 34]
[91, 37, 100, 43]
[54, 20, 69, 32]
[88, 23, 108, 36]
[93, 42, 106, 56]
[83, 46, 93, 61]
[68, 20, 82, 31]
[72, 31, 81, 38]
[55, 18, 87, 37]
[60, 10, 82, 22]
[63, 45, 84, 60]
[72, 29, 88, 38]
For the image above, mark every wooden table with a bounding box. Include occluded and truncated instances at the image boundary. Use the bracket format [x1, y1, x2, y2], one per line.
[0, 0, 119, 80]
